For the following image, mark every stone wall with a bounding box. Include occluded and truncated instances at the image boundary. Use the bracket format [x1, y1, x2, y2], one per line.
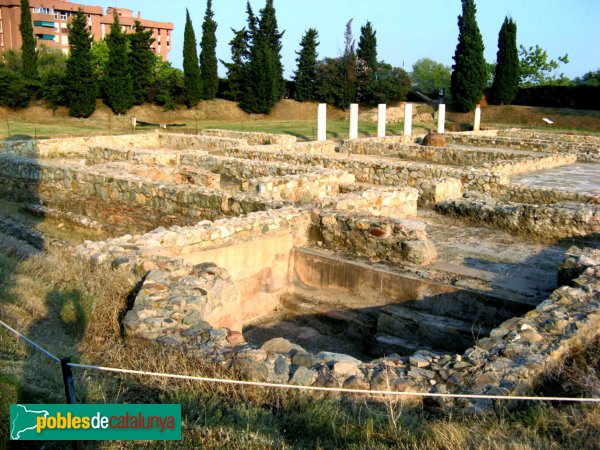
[315, 187, 419, 218]
[200, 129, 297, 146]
[158, 132, 246, 151]
[0, 133, 160, 159]
[446, 133, 600, 163]
[338, 136, 416, 155]
[225, 146, 504, 196]
[252, 171, 356, 203]
[0, 154, 281, 227]
[484, 153, 577, 175]
[86, 146, 190, 166]
[314, 211, 437, 265]
[494, 183, 599, 205]
[435, 193, 600, 240]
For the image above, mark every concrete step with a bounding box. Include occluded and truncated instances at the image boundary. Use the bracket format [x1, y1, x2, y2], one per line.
[378, 305, 490, 354]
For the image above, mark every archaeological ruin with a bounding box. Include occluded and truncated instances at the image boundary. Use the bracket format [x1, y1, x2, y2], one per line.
[0, 125, 598, 410]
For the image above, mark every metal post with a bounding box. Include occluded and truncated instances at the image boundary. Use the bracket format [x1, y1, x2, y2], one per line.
[60, 358, 77, 404]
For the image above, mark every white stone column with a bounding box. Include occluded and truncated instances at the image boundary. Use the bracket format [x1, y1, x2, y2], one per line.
[437, 104, 446, 134]
[377, 104, 386, 138]
[473, 104, 481, 132]
[317, 103, 327, 141]
[349, 103, 359, 139]
[403, 103, 413, 137]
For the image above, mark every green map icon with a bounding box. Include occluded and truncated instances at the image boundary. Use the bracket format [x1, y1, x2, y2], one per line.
[10, 404, 49, 440]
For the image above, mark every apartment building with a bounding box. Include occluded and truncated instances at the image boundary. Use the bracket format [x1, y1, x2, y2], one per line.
[0, 0, 174, 60]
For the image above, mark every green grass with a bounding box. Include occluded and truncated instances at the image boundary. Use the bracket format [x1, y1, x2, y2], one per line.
[0, 118, 432, 142]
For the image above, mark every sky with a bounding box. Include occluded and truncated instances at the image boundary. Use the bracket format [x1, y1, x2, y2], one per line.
[75, 0, 600, 79]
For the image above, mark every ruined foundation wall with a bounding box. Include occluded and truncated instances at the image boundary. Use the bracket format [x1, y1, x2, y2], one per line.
[446, 133, 600, 163]
[200, 129, 297, 146]
[436, 195, 600, 240]
[314, 211, 437, 265]
[0, 155, 280, 226]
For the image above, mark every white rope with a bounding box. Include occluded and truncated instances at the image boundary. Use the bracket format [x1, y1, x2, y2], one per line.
[0, 319, 61, 363]
[3, 318, 599, 404]
[68, 362, 600, 404]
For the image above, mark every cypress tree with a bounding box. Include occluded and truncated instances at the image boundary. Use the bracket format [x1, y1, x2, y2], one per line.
[340, 19, 357, 108]
[129, 20, 155, 105]
[450, 0, 487, 112]
[259, 0, 285, 100]
[104, 13, 134, 114]
[357, 21, 377, 70]
[490, 17, 519, 105]
[221, 28, 249, 101]
[66, 9, 97, 118]
[200, 0, 218, 99]
[240, 26, 272, 113]
[19, 0, 37, 79]
[183, 9, 202, 107]
[293, 28, 319, 102]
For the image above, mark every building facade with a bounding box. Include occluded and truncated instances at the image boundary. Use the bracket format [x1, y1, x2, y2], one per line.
[0, 0, 173, 60]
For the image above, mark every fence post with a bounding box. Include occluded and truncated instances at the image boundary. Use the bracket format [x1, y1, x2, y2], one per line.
[61, 358, 77, 404]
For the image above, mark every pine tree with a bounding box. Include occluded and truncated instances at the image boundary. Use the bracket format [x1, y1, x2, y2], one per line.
[357, 21, 377, 70]
[104, 13, 134, 114]
[490, 17, 519, 105]
[239, 0, 285, 114]
[19, 0, 37, 79]
[200, 0, 218, 99]
[183, 9, 202, 107]
[450, 0, 487, 112]
[221, 28, 249, 101]
[66, 9, 98, 117]
[293, 29, 319, 102]
[129, 20, 155, 105]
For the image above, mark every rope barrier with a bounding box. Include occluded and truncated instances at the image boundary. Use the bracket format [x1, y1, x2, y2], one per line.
[2, 318, 600, 404]
[0, 319, 61, 363]
[67, 362, 600, 403]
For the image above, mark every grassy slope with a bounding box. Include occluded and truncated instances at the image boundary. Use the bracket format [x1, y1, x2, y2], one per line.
[2, 99, 600, 141]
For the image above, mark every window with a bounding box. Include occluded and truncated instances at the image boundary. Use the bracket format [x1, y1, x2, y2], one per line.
[54, 12, 58, 19]
[34, 21, 56, 28]
[61, 12, 67, 20]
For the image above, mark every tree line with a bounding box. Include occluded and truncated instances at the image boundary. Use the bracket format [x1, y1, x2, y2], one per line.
[1, 0, 598, 116]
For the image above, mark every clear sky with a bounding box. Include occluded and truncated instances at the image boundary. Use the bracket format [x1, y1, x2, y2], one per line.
[75, 0, 600, 79]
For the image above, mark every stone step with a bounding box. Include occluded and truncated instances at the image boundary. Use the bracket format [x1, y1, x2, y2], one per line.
[430, 260, 543, 308]
[378, 305, 490, 354]
[375, 334, 437, 356]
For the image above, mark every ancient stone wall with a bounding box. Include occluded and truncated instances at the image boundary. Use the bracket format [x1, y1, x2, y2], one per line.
[158, 132, 246, 151]
[493, 183, 599, 205]
[200, 129, 297, 146]
[252, 171, 356, 203]
[436, 194, 600, 240]
[446, 133, 600, 163]
[0, 155, 280, 227]
[314, 211, 437, 265]
[226, 146, 494, 189]
[315, 187, 419, 218]
[1, 133, 161, 159]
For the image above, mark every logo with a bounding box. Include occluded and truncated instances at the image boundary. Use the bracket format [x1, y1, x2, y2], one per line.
[10, 404, 181, 441]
